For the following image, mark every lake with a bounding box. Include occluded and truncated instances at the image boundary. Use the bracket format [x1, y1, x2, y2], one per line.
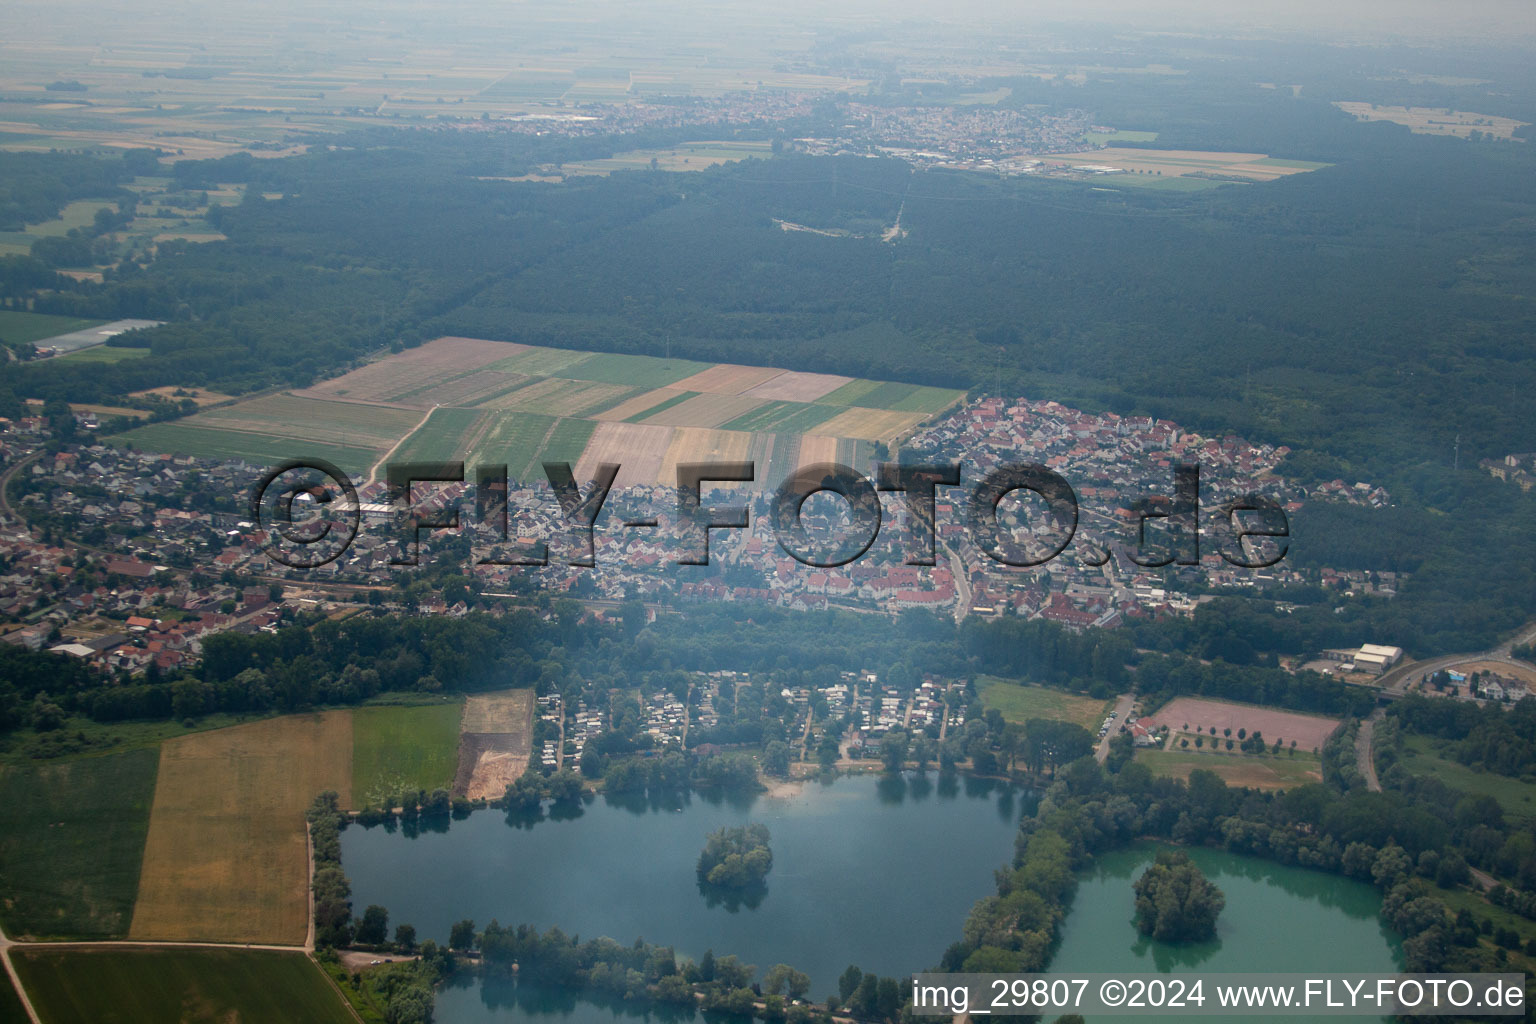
[342, 772, 1026, 1016]
[1050, 842, 1404, 1023]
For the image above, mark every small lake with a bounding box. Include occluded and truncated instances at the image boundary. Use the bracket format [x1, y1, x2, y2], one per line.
[1050, 843, 1404, 1023]
[342, 773, 1026, 1018]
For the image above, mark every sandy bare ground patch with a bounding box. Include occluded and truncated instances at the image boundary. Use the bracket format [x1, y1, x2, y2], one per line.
[640, 392, 766, 428]
[658, 427, 756, 489]
[670, 364, 785, 396]
[812, 407, 927, 445]
[129, 712, 352, 946]
[575, 421, 675, 488]
[1142, 697, 1340, 752]
[742, 370, 853, 403]
[455, 691, 536, 802]
[593, 387, 685, 422]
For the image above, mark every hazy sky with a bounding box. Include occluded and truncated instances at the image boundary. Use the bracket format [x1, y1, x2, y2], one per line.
[10, 0, 1536, 50]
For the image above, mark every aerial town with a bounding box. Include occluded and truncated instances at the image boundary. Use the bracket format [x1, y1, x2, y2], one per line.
[0, 392, 1420, 695]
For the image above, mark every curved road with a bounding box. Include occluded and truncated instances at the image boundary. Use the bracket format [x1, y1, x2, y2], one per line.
[1356, 621, 1536, 793]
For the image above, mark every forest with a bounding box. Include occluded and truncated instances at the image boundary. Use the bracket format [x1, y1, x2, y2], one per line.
[2, 58, 1535, 666]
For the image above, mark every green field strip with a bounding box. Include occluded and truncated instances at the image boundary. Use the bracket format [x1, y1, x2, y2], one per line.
[12, 948, 355, 1024]
[625, 390, 698, 422]
[0, 311, 109, 345]
[840, 381, 920, 410]
[888, 385, 966, 414]
[721, 400, 839, 434]
[1253, 157, 1332, 169]
[486, 346, 598, 377]
[467, 410, 560, 481]
[0, 748, 159, 940]
[464, 374, 540, 408]
[109, 424, 377, 478]
[388, 406, 487, 465]
[818, 379, 884, 407]
[352, 703, 463, 809]
[56, 346, 151, 363]
[579, 385, 651, 417]
[1401, 735, 1536, 823]
[559, 351, 713, 388]
[1110, 175, 1229, 191]
[522, 416, 598, 481]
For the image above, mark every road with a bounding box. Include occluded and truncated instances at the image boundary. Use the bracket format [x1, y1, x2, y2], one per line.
[1356, 710, 1383, 792]
[1095, 693, 1136, 763]
[0, 921, 42, 1024]
[1373, 621, 1536, 697]
[1354, 620, 1536, 791]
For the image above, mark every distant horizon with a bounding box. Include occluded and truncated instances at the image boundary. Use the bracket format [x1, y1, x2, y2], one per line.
[6, 0, 1535, 47]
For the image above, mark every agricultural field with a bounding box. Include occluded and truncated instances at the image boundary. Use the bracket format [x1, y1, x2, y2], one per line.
[560, 352, 713, 389]
[720, 400, 837, 434]
[976, 677, 1112, 732]
[352, 701, 464, 809]
[12, 947, 354, 1024]
[1048, 147, 1330, 182]
[1334, 102, 1529, 139]
[129, 712, 352, 946]
[197, 393, 421, 449]
[0, 748, 159, 939]
[1141, 697, 1340, 753]
[556, 140, 774, 175]
[110, 336, 964, 487]
[0, 974, 25, 1024]
[1399, 734, 1536, 823]
[1135, 748, 1324, 790]
[111, 422, 378, 477]
[0, 311, 107, 345]
[55, 345, 150, 364]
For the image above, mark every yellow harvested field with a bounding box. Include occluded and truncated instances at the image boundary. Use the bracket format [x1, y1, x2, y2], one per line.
[743, 370, 853, 403]
[482, 376, 633, 416]
[305, 336, 523, 405]
[575, 421, 675, 488]
[129, 712, 353, 946]
[658, 427, 757, 487]
[670, 363, 785, 396]
[593, 387, 685, 422]
[410, 369, 528, 408]
[794, 434, 841, 472]
[641, 392, 765, 428]
[812, 407, 927, 445]
[1334, 102, 1528, 140]
[196, 393, 421, 449]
